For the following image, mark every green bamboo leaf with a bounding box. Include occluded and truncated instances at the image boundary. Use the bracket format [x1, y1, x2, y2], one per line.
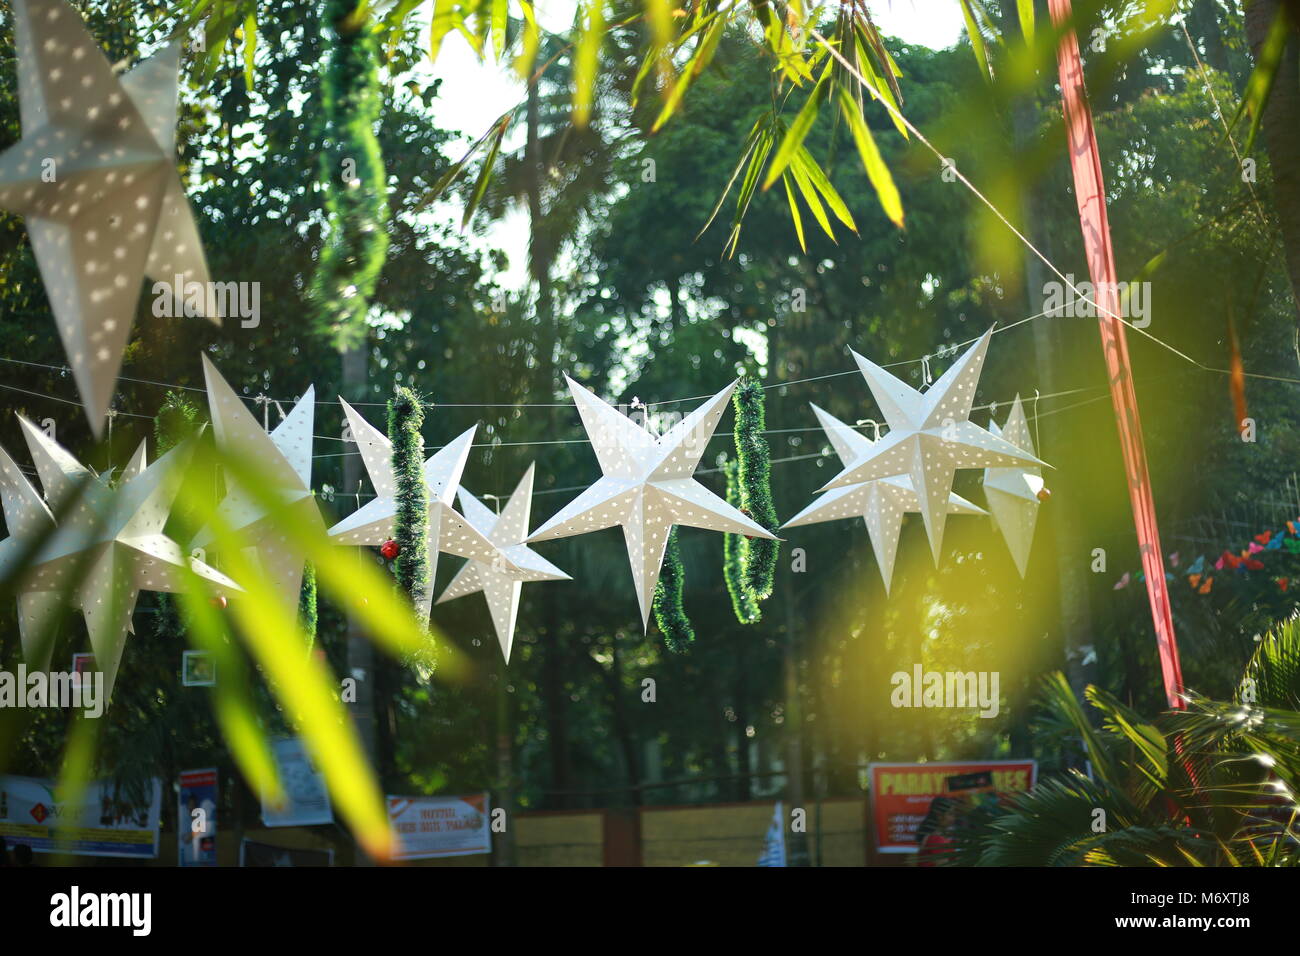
[652, 13, 724, 132]
[762, 61, 831, 190]
[782, 172, 807, 253]
[837, 86, 903, 227]
[188, 489, 396, 858]
[241, 13, 257, 91]
[958, 0, 991, 82]
[515, 0, 540, 79]
[793, 146, 854, 232]
[462, 112, 508, 228]
[573, 0, 607, 127]
[788, 152, 834, 241]
[428, 0, 458, 63]
[646, 0, 673, 48]
[490, 0, 507, 59]
[852, 32, 907, 139]
[1016, 0, 1034, 42]
[1229, 8, 1289, 156]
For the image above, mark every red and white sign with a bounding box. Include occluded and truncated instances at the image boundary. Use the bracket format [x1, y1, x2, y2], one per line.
[868, 760, 1036, 853]
[387, 793, 491, 860]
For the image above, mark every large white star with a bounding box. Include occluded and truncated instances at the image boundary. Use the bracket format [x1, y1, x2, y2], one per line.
[526, 376, 776, 629]
[821, 328, 1045, 562]
[784, 404, 984, 592]
[0, 0, 216, 435]
[0, 416, 238, 699]
[192, 355, 322, 614]
[326, 398, 521, 619]
[983, 396, 1047, 578]
[436, 464, 569, 662]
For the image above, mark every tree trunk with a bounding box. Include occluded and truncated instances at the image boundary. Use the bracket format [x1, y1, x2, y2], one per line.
[1246, 0, 1300, 330]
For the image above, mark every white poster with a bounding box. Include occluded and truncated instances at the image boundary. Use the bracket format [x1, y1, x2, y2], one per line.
[0, 774, 161, 858]
[261, 737, 333, 828]
[387, 793, 491, 860]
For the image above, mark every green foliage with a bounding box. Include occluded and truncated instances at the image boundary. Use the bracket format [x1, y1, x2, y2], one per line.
[653, 527, 694, 653]
[387, 387, 431, 639]
[153, 392, 200, 456]
[310, 0, 391, 346]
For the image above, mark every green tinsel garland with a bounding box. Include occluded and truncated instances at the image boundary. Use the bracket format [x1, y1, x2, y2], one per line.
[653, 527, 695, 653]
[310, 0, 390, 347]
[387, 387, 431, 639]
[729, 379, 780, 619]
[300, 563, 317, 651]
[723, 458, 761, 623]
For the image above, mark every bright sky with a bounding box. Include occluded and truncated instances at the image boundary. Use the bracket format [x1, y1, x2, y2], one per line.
[419, 1, 967, 290]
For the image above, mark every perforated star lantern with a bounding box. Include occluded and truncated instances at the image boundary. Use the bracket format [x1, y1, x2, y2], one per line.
[784, 404, 984, 593]
[192, 355, 322, 613]
[0, 416, 238, 699]
[326, 398, 522, 619]
[0, 0, 215, 436]
[437, 464, 569, 662]
[983, 396, 1047, 578]
[527, 376, 776, 629]
[821, 328, 1045, 563]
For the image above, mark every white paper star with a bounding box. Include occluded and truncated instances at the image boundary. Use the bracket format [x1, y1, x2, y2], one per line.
[0, 0, 216, 435]
[192, 355, 322, 614]
[326, 398, 521, 618]
[526, 376, 776, 629]
[821, 328, 1045, 563]
[983, 396, 1047, 578]
[436, 464, 569, 662]
[783, 404, 984, 592]
[0, 415, 238, 698]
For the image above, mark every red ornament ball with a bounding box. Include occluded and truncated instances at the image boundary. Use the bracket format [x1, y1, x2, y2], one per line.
[1036, 487, 1053, 503]
[210, 595, 228, 610]
[380, 539, 401, 560]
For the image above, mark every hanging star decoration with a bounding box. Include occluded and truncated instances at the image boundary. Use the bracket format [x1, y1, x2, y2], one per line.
[983, 396, 1048, 578]
[436, 464, 569, 662]
[0, 0, 216, 435]
[0, 415, 238, 699]
[326, 399, 521, 619]
[192, 355, 322, 615]
[784, 404, 984, 593]
[527, 376, 776, 630]
[820, 328, 1046, 563]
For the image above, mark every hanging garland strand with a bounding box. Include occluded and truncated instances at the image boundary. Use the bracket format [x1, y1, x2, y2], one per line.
[300, 563, 318, 652]
[732, 378, 781, 609]
[724, 458, 762, 623]
[310, 0, 390, 345]
[653, 527, 695, 652]
[387, 386, 432, 640]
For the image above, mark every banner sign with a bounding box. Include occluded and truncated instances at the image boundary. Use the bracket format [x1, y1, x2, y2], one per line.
[240, 838, 334, 867]
[261, 737, 333, 828]
[0, 774, 161, 859]
[387, 793, 491, 860]
[868, 760, 1036, 853]
[178, 768, 218, 867]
